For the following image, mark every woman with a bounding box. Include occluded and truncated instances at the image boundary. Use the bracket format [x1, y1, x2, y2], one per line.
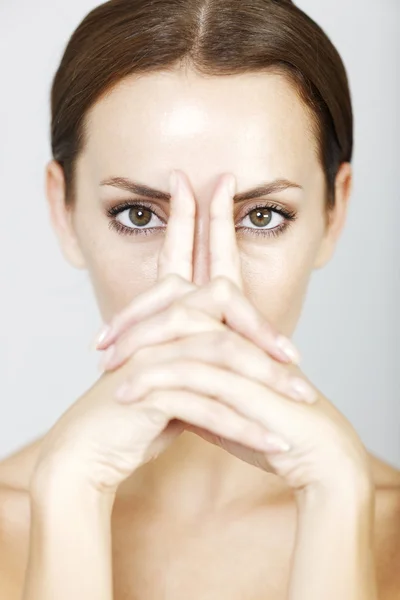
[0, 0, 399, 598]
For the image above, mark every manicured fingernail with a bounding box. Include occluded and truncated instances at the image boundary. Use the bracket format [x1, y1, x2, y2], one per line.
[289, 377, 317, 404]
[91, 325, 112, 350]
[262, 433, 291, 453]
[275, 336, 301, 365]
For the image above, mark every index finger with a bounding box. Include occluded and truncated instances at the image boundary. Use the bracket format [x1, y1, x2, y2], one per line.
[157, 170, 196, 281]
[209, 174, 243, 290]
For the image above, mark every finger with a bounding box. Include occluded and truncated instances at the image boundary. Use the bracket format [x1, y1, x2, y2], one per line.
[94, 274, 196, 350]
[131, 331, 317, 404]
[124, 389, 287, 454]
[176, 277, 301, 365]
[157, 169, 196, 281]
[92, 170, 196, 351]
[114, 360, 318, 437]
[98, 304, 226, 371]
[209, 174, 243, 290]
[99, 280, 300, 369]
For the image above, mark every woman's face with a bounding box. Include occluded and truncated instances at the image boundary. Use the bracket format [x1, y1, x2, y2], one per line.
[47, 69, 351, 337]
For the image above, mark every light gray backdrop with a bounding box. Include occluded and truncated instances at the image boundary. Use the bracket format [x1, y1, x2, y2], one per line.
[1, 0, 399, 467]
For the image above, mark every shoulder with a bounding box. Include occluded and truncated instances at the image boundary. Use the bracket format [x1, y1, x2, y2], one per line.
[373, 459, 400, 600]
[0, 482, 31, 599]
[0, 442, 40, 600]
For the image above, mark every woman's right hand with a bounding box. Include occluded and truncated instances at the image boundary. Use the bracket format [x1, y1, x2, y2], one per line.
[30, 171, 197, 497]
[30, 171, 267, 499]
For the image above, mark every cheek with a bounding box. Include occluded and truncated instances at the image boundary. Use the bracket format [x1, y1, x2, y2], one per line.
[240, 245, 314, 337]
[84, 241, 160, 322]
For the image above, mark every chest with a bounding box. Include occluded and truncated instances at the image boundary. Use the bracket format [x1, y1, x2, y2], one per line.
[111, 509, 295, 600]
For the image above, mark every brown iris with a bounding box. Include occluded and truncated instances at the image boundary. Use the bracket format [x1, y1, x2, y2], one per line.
[129, 206, 152, 227]
[248, 207, 272, 228]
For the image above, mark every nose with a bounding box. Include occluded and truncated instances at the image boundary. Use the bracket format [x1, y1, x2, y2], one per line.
[191, 213, 211, 287]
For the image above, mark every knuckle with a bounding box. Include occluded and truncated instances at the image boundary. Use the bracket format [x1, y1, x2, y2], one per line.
[145, 390, 181, 421]
[210, 277, 234, 304]
[143, 398, 169, 426]
[167, 303, 213, 332]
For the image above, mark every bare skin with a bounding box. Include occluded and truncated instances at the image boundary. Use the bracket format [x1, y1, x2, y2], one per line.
[1, 69, 399, 598]
[0, 439, 399, 599]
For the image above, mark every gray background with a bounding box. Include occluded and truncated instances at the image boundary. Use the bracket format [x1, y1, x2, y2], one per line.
[1, 0, 399, 467]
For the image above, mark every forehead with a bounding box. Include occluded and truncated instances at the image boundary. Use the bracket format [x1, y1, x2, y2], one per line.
[83, 70, 318, 185]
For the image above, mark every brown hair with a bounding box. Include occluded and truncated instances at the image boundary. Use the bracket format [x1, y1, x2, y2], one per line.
[50, 0, 353, 216]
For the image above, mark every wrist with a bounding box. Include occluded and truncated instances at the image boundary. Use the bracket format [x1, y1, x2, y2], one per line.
[25, 463, 115, 600]
[295, 464, 374, 511]
[295, 474, 375, 536]
[30, 461, 116, 517]
[289, 476, 377, 600]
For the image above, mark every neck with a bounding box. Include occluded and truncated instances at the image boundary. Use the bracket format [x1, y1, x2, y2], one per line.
[116, 430, 292, 517]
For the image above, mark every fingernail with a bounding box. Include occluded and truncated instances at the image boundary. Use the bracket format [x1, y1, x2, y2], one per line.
[289, 377, 317, 404]
[262, 433, 291, 453]
[275, 335, 301, 365]
[91, 325, 111, 350]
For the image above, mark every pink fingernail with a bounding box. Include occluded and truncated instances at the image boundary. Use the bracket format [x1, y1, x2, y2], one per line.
[289, 378, 317, 404]
[262, 433, 291, 453]
[93, 325, 112, 350]
[275, 336, 301, 365]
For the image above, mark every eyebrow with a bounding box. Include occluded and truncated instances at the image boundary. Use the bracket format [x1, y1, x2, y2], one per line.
[99, 176, 303, 203]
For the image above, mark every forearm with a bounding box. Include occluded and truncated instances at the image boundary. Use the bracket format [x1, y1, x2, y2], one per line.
[22, 474, 115, 600]
[287, 480, 378, 600]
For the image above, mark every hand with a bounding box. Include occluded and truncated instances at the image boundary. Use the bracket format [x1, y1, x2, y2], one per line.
[32, 170, 301, 500]
[96, 171, 373, 499]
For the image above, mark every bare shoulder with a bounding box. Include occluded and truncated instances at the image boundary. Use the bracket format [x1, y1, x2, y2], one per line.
[0, 483, 31, 599]
[371, 453, 400, 599]
[0, 440, 43, 599]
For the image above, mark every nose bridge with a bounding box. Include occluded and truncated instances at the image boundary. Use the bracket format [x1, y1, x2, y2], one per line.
[191, 209, 211, 287]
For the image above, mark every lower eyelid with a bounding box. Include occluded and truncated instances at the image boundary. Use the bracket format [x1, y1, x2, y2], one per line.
[237, 222, 289, 238]
[239, 210, 284, 230]
[116, 207, 164, 230]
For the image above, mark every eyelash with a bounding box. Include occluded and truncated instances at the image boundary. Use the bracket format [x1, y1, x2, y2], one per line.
[106, 200, 298, 239]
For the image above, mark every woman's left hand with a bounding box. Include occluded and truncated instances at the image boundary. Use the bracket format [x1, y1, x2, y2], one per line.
[94, 171, 373, 500]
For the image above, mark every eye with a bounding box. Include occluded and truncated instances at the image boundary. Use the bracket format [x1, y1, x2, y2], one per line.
[106, 201, 166, 237]
[237, 203, 298, 239]
[106, 200, 298, 239]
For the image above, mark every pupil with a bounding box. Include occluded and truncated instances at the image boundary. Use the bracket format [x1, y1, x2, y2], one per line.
[250, 208, 272, 227]
[129, 207, 152, 227]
